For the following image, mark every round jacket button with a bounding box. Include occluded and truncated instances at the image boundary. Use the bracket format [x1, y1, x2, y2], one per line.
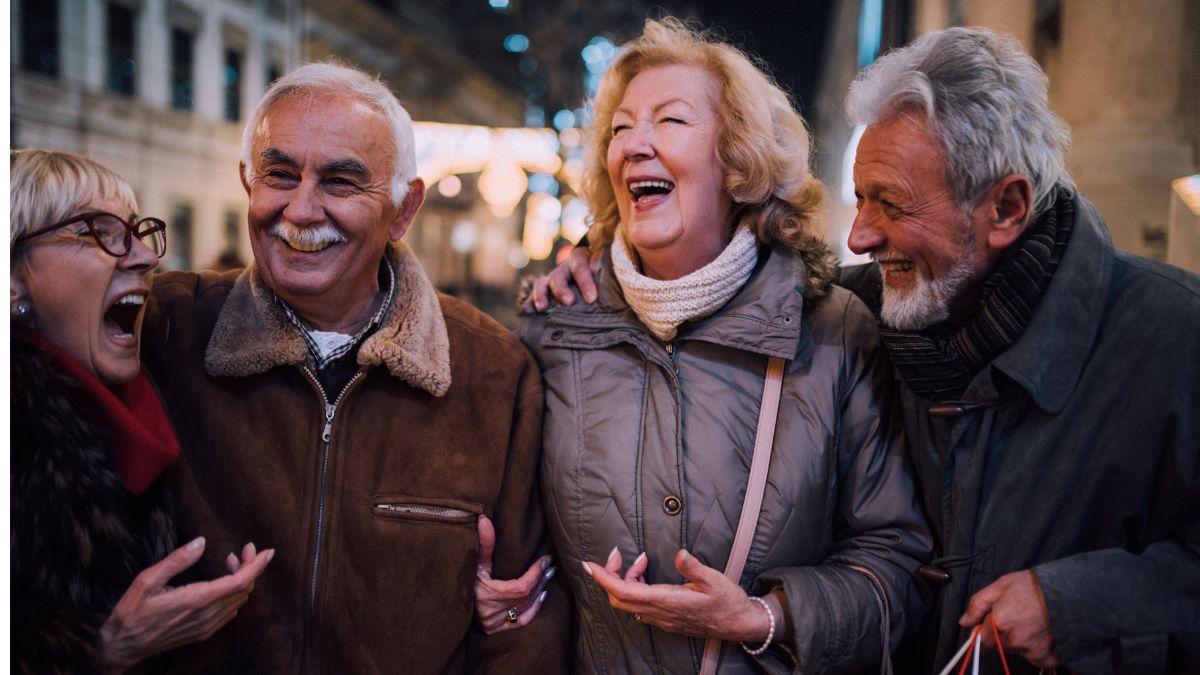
[662, 495, 682, 516]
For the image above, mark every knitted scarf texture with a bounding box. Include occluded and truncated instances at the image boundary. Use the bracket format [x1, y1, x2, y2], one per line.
[880, 189, 1075, 401]
[36, 335, 181, 495]
[612, 224, 759, 341]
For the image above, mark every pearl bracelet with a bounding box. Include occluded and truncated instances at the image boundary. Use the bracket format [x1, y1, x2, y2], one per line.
[739, 595, 776, 656]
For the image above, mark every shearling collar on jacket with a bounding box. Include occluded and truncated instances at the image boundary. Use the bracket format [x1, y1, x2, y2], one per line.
[205, 242, 452, 397]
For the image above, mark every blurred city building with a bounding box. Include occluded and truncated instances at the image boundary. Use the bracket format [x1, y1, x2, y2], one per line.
[813, 0, 1200, 270]
[22, 1, 1189, 319]
[12, 0, 295, 273]
[10, 0, 648, 323]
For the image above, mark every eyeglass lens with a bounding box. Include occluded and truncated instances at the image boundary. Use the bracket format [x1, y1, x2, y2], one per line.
[90, 214, 131, 254]
[134, 219, 168, 257]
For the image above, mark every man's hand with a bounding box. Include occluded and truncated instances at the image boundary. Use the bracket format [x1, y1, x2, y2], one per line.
[101, 537, 274, 673]
[960, 570, 1060, 669]
[526, 246, 601, 311]
[582, 548, 780, 644]
[474, 515, 554, 634]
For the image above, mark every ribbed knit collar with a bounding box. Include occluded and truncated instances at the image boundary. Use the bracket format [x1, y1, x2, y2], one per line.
[611, 224, 759, 341]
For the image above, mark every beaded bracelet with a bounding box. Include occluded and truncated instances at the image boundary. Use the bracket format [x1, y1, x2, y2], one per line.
[739, 595, 776, 656]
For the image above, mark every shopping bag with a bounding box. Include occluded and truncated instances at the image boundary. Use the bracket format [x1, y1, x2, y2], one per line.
[936, 614, 1060, 675]
[936, 615, 1011, 675]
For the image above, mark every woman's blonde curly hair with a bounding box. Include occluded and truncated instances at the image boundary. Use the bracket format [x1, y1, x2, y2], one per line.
[583, 17, 826, 255]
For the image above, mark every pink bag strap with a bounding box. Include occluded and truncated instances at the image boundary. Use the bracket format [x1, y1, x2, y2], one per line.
[699, 355, 786, 675]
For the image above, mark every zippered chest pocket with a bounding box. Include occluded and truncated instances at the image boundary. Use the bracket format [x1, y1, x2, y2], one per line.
[371, 495, 482, 524]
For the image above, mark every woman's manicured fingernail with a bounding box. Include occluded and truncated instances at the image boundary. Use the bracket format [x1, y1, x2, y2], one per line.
[581, 561, 593, 577]
[544, 566, 557, 581]
[633, 552, 646, 566]
[538, 590, 548, 604]
[607, 546, 619, 564]
[188, 536, 205, 551]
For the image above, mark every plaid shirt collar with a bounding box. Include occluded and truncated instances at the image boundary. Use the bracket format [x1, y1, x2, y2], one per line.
[276, 259, 396, 370]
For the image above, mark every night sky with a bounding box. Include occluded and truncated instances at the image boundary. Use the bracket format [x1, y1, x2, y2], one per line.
[685, 0, 835, 121]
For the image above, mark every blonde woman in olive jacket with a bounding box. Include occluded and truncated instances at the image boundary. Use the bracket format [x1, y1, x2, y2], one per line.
[516, 19, 931, 675]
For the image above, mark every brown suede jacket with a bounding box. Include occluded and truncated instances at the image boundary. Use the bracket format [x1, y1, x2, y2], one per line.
[141, 243, 568, 673]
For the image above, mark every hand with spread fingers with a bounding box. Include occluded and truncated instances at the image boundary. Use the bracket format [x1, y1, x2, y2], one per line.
[525, 245, 600, 312]
[100, 537, 274, 673]
[474, 515, 556, 634]
[581, 548, 788, 646]
[960, 569, 1060, 669]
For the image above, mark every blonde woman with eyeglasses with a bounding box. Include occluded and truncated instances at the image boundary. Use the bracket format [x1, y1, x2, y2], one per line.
[10, 148, 272, 673]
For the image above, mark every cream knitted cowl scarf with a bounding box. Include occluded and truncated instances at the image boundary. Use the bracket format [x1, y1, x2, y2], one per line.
[611, 224, 759, 341]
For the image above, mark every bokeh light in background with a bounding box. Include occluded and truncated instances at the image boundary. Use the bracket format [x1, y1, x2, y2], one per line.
[437, 174, 463, 198]
[523, 193, 563, 261]
[503, 34, 530, 53]
[450, 220, 480, 254]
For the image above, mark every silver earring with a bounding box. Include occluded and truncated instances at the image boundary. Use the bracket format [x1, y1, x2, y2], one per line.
[15, 302, 30, 316]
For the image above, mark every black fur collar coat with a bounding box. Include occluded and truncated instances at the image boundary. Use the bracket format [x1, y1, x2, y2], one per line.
[10, 323, 175, 674]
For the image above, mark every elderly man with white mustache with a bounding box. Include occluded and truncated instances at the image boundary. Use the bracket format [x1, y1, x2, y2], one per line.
[139, 62, 568, 672]
[534, 26, 1200, 675]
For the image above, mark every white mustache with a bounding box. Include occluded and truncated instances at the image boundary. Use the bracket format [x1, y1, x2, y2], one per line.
[270, 222, 347, 245]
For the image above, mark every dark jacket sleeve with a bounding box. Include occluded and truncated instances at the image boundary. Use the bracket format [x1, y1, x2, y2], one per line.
[1032, 380, 1200, 675]
[753, 295, 932, 674]
[1035, 540, 1200, 673]
[1035, 277, 1200, 675]
[466, 349, 571, 673]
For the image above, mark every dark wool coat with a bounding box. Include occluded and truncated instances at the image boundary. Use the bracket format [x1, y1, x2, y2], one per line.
[10, 324, 176, 674]
[841, 192, 1200, 674]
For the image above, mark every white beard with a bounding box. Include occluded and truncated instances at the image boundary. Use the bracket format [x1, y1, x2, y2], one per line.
[877, 214, 980, 331]
[879, 256, 978, 330]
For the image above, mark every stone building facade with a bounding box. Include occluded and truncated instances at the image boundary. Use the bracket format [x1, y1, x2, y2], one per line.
[813, 0, 1199, 269]
[10, 0, 527, 298]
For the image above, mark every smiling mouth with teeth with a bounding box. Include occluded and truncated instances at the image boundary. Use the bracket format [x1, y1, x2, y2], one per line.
[877, 260, 916, 273]
[283, 239, 336, 253]
[105, 293, 146, 338]
[629, 180, 675, 202]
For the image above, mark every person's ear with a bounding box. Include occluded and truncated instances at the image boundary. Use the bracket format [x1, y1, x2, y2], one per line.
[388, 179, 426, 242]
[985, 174, 1033, 252]
[11, 270, 32, 318]
[239, 162, 252, 197]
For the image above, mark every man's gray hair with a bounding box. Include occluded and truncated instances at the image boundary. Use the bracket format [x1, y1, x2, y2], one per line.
[241, 62, 417, 205]
[846, 26, 1074, 217]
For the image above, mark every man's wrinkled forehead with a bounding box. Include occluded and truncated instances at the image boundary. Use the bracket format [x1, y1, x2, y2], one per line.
[252, 91, 393, 175]
[258, 147, 371, 179]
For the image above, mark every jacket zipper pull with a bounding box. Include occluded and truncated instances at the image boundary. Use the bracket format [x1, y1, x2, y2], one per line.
[322, 403, 336, 443]
[665, 342, 674, 356]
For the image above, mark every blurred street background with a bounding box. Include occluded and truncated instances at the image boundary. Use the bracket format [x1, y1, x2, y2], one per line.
[11, 0, 1199, 325]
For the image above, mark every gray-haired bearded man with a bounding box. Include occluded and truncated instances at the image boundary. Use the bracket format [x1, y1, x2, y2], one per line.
[539, 26, 1200, 674]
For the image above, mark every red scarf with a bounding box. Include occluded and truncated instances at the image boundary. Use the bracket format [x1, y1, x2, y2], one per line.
[37, 335, 181, 496]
